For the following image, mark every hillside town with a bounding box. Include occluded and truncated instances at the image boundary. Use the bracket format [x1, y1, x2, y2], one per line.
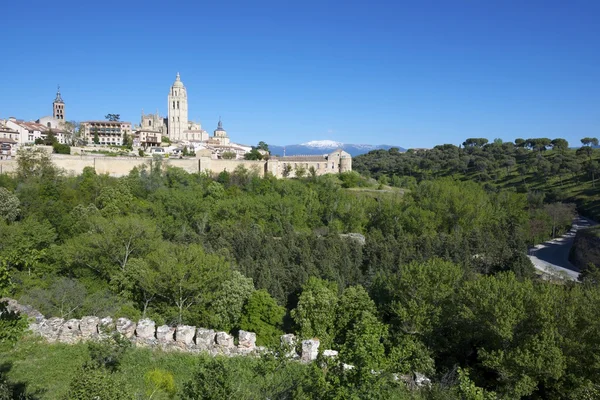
[0, 74, 351, 177]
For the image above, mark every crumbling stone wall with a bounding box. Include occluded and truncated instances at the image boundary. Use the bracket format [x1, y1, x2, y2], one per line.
[2, 298, 323, 362]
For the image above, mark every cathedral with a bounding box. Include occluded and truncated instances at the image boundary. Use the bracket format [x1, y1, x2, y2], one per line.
[136, 73, 237, 147]
[132, 73, 255, 158]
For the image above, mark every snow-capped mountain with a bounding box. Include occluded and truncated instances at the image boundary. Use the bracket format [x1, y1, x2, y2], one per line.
[269, 141, 404, 157]
[301, 140, 345, 148]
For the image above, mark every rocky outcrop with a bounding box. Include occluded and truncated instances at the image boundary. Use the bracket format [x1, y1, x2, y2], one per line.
[301, 339, 320, 363]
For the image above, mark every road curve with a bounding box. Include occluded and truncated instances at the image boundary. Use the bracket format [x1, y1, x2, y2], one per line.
[527, 216, 598, 280]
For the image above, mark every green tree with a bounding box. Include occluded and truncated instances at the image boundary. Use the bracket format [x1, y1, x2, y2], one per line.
[93, 128, 100, 144]
[291, 277, 338, 347]
[551, 138, 569, 152]
[136, 243, 231, 324]
[244, 148, 263, 160]
[221, 151, 236, 159]
[455, 273, 565, 398]
[240, 289, 285, 347]
[257, 141, 269, 152]
[334, 285, 377, 346]
[210, 271, 255, 332]
[61, 215, 161, 278]
[105, 113, 121, 122]
[0, 188, 20, 222]
[339, 310, 387, 371]
[581, 137, 599, 147]
[16, 147, 59, 181]
[0, 261, 27, 346]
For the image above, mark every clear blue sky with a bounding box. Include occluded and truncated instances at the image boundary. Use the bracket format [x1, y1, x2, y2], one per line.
[1, 0, 599, 148]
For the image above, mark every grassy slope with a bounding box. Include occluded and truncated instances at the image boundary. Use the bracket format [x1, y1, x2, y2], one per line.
[447, 151, 600, 220]
[0, 337, 199, 399]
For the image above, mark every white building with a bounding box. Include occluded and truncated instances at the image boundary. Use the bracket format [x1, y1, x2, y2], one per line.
[81, 121, 132, 146]
[5, 118, 45, 144]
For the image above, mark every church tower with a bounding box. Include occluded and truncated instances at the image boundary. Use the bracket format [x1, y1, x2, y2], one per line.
[167, 73, 188, 141]
[213, 117, 230, 145]
[53, 86, 65, 120]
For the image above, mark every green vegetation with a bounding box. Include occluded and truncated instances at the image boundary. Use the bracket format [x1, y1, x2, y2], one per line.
[354, 137, 600, 219]
[1, 147, 600, 398]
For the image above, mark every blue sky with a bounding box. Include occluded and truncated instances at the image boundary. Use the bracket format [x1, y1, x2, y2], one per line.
[1, 0, 598, 148]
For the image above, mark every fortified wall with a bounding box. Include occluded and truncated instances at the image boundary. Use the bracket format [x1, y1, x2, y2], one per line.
[0, 149, 351, 178]
[3, 299, 325, 363]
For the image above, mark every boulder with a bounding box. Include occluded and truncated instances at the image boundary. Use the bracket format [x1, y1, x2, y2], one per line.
[156, 325, 175, 342]
[195, 328, 215, 350]
[116, 318, 136, 338]
[80, 316, 99, 339]
[323, 349, 338, 358]
[238, 330, 256, 349]
[175, 325, 196, 345]
[414, 372, 431, 387]
[136, 319, 156, 339]
[301, 339, 320, 363]
[38, 317, 64, 342]
[215, 331, 234, 348]
[59, 319, 81, 344]
[281, 334, 298, 358]
[100, 316, 114, 329]
[339, 233, 366, 246]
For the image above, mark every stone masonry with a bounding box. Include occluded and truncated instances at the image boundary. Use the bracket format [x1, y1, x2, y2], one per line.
[2, 298, 326, 362]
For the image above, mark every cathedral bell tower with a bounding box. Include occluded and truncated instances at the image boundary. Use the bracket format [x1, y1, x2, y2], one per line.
[167, 73, 188, 141]
[53, 86, 65, 120]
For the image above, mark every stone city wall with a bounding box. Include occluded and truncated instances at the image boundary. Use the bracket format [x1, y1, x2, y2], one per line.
[3, 298, 324, 362]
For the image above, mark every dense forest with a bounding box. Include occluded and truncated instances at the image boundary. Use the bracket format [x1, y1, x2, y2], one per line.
[0, 146, 599, 399]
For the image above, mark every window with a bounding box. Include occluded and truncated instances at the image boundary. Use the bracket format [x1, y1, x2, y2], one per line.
[148, 121, 152, 126]
[47, 122, 51, 128]
[177, 117, 180, 122]
[173, 101, 175, 109]
[177, 101, 179, 109]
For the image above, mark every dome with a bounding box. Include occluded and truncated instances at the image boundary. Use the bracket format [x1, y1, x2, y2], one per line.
[172, 72, 184, 88]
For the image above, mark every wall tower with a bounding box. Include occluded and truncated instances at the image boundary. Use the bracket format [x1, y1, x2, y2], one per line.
[167, 73, 188, 141]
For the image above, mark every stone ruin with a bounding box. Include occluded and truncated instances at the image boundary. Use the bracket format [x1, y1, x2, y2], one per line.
[2, 298, 325, 362]
[2, 298, 432, 387]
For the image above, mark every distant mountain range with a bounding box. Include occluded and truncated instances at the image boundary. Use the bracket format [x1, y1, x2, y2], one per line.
[269, 140, 404, 157]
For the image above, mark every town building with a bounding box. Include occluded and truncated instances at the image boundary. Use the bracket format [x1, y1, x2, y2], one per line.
[274, 149, 352, 177]
[81, 121, 132, 146]
[0, 123, 20, 142]
[6, 118, 45, 144]
[133, 130, 162, 149]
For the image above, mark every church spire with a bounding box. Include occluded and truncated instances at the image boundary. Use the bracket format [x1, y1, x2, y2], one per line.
[176, 72, 181, 81]
[54, 85, 63, 103]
